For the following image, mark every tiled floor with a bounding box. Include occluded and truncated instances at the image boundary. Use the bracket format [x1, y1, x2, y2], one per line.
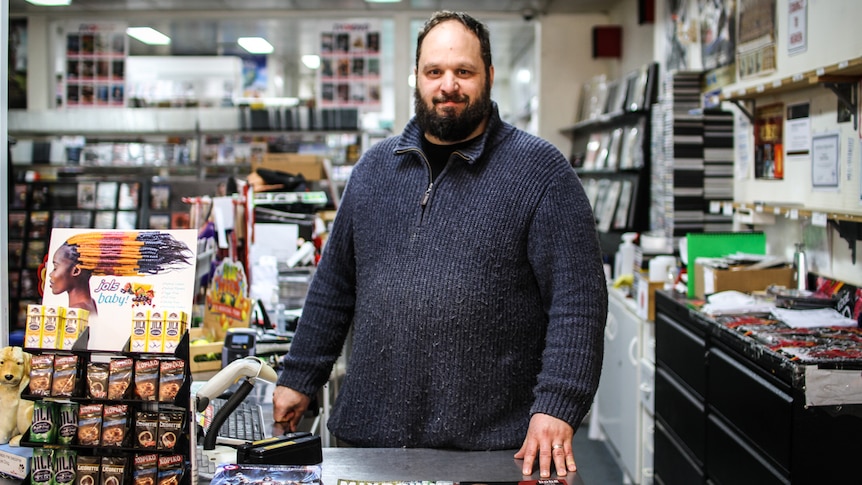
[572, 424, 626, 485]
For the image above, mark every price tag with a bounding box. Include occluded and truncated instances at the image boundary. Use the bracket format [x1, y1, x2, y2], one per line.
[839, 61, 849, 69]
[756, 84, 765, 93]
[774, 207, 781, 215]
[723, 203, 733, 216]
[772, 80, 782, 88]
[816, 68, 826, 76]
[789, 209, 799, 220]
[812, 212, 828, 227]
[737, 89, 747, 96]
[709, 201, 721, 213]
[755, 204, 764, 212]
[792, 73, 804, 82]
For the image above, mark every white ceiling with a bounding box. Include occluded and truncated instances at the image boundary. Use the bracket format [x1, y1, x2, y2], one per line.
[9, 0, 619, 93]
[9, 0, 615, 16]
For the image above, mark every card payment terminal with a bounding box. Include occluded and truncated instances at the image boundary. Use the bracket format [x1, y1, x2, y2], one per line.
[222, 328, 258, 367]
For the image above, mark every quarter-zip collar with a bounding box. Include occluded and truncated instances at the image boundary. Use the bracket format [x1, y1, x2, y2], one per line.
[394, 101, 512, 165]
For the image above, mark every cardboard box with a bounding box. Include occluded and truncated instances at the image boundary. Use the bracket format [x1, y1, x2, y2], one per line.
[252, 153, 326, 181]
[188, 327, 223, 374]
[635, 273, 665, 321]
[695, 259, 795, 299]
[0, 443, 32, 479]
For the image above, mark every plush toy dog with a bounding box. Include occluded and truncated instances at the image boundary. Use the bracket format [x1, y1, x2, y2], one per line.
[0, 346, 33, 446]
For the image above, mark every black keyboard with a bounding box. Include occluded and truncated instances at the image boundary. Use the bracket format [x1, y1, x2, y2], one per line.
[209, 397, 267, 445]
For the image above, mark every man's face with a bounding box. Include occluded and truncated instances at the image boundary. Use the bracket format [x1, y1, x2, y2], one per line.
[414, 20, 494, 144]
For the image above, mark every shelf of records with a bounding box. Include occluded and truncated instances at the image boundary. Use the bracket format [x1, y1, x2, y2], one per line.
[10, 131, 362, 169]
[565, 62, 659, 131]
[571, 119, 647, 172]
[583, 175, 641, 233]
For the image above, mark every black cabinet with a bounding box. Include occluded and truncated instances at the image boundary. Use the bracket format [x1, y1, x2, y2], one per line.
[654, 291, 862, 484]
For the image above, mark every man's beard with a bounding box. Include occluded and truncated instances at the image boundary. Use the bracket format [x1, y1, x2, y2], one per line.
[414, 83, 492, 143]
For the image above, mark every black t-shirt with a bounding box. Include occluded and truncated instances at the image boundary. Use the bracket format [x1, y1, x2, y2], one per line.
[421, 136, 480, 182]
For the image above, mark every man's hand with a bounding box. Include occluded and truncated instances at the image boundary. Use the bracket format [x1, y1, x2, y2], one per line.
[514, 413, 577, 478]
[272, 385, 312, 433]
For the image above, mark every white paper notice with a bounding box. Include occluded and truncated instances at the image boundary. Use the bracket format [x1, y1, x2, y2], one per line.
[811, 132, 839, 189]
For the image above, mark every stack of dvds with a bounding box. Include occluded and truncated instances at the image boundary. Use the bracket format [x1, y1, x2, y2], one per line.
[650, 71, 706, 243]
[702, 109, 735, 232]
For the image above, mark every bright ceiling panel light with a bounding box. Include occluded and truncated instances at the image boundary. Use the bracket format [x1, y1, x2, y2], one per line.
[25, 0, 72, 5]
[364, 0, 401, 3]
[238, 37, 274, 54]
[126, 27, 171, 45]
[301, 55, 321, 70]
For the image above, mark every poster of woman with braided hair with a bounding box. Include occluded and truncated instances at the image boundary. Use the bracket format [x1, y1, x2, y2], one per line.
[43, 229, 198, 351]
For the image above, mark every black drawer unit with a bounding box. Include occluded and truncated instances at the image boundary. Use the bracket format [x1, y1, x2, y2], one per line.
[708, 343, 792, 473]
[706, 414, 790, 485]
[654, 419, 704, 485]
[654, 290, 862, 483]
[655, 311, 706, 397]
[655, 366, 705, 464]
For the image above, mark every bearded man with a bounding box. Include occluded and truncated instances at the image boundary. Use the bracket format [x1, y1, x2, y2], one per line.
[273, 10, 607, 478]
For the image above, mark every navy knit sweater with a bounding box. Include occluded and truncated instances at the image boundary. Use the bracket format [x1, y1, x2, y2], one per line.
[277, 103, 608, 450]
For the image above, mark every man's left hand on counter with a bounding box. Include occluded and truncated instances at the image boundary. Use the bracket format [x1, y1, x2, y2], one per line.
[514, 413, 576, 478]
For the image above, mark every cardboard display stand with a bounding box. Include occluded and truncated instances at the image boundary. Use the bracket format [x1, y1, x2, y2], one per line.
[203, 259, 253, 342]
[41, 229, 198, 351]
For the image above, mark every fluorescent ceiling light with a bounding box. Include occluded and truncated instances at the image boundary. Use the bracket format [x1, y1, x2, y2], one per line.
[126, 27, 171, 45]
[25, 0, 72, 5]
[365, 0, 401, 3]
[238, 37, 274, 54]
[301, 55, 321, 70]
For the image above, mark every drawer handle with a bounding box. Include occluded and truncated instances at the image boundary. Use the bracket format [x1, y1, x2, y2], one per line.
[628, 337, 639, 365]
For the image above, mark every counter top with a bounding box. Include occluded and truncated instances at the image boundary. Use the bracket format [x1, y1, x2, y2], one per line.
[319, 448, 585, 484]
[656, 290, 862, 401]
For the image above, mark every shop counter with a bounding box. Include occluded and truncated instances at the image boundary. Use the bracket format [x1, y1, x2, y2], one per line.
[319, 447, 585, 483]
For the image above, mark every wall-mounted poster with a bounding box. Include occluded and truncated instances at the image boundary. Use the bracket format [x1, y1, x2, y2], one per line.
[64, 22, 127, 108]
[42, 229, 198, 351]
[737, 0, 777, 79]
[317, 20, 382, 109]
[665, 0, 702, 72]
[699, 0, 736, 71]
[9, 18, 28, 109]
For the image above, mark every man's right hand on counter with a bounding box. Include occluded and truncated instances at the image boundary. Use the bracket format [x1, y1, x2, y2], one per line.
[273, 385, 312, 433]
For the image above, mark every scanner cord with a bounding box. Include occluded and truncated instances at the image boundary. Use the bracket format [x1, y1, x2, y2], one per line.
[202, 379, 255, 450]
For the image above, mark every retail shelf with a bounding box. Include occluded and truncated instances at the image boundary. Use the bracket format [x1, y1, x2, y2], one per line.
[719, 56, 862, 101]
[732, 202, 862, 224]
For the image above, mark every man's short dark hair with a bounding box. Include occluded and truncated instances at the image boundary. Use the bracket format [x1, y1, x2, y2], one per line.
[415, 11, 493, 77]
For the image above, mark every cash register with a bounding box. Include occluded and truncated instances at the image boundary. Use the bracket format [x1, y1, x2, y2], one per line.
[195, 357, 322, 478]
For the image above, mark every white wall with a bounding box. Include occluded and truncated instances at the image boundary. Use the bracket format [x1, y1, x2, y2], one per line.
[537, 13, 613, 153]
[609, 0, 656, 78]
[722, 0, 862, 286]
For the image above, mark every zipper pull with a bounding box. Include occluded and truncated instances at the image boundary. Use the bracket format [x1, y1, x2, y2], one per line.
[420, 183, 433, 206]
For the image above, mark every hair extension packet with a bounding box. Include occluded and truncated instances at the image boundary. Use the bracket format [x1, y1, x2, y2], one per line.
[57, 402, 80, 445]
[76, 455, 101, 485]
[134, 359, 160, 400]
[52, 354, 79, 397]
[107, 357, 134, 399]
[30, 401, 57, 444]
[133, 454, 159, 485]
[86, 362, 109, 399]
[101, 404, 129, 447]
[29, 354, 55, 397]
